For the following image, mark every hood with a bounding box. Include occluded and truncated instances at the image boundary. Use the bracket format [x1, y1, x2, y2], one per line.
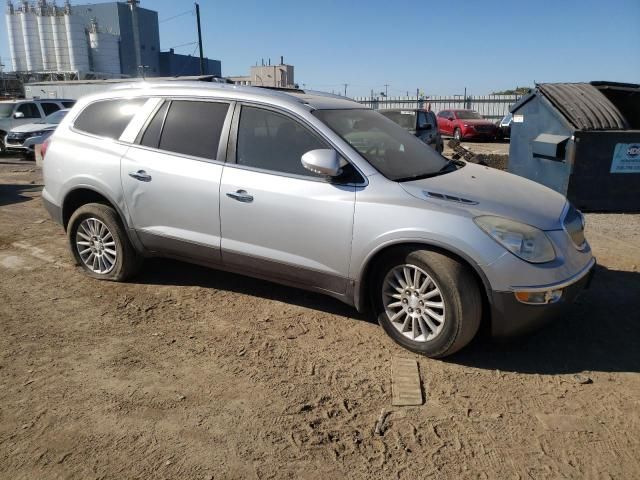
[11, 122, 57, 133]
[400, 162, 567, 230]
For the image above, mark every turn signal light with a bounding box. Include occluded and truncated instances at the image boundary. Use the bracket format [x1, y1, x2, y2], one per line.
[514, 289, 563, 305]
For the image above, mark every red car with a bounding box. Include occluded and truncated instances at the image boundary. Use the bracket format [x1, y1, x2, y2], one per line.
[436, 109, 498, 141]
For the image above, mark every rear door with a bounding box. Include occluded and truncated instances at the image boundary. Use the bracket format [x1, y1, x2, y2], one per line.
[120, 98, 233, 263]
[219, 104, 357, 294]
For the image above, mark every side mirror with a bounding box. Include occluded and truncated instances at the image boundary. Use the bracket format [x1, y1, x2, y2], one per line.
[301, 149, 342, 177]
[448, 116, 455, 121]
[13, 111, 25, 119]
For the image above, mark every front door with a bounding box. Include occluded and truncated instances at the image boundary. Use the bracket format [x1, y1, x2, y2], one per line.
[121, 99, 232, 262]
[219, 105, 356, 294]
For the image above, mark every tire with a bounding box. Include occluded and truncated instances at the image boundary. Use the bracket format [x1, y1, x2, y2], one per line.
[67, 203, 142, 281]
[371, 248, 482, 358]
[453, 128, 462, 141]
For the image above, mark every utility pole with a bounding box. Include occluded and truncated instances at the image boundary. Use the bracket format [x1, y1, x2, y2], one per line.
[384, 84, 389, 97]
[342, 83, 348, 97]
[195, 2, 205, 75]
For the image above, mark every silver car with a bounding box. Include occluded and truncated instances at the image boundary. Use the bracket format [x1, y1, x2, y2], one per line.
[4, 109, 70, 157]
[41, 82, 595, 357]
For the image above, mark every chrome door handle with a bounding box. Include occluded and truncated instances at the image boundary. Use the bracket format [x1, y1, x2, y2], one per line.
[226, 189, 254, 203]
[129, 170, 152, 182]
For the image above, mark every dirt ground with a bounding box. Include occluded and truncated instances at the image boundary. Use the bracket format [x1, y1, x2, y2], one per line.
[1, 156, 639, 480]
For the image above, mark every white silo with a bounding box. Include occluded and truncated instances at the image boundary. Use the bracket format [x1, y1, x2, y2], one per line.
[63, 0, 90, 73]
[5, 1, 27, 71]
[19, 0, 44, 71]
[36, 0, 55, 71]
[50, 4, 70, 71]
[89, 19, 121, 75]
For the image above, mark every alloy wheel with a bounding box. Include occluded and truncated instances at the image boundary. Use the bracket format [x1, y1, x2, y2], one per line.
[382, 264, 446, 342]
[75, 217, 117, 274]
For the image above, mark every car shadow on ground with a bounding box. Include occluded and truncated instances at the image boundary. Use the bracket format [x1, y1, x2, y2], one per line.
[0, 184, 43, 207]
[136, 258, 369, 321]
[136, 260, 639, 374]
[451, 265, 640, 375]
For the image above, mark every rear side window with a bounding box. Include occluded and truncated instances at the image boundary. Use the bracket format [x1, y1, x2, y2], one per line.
[157, 100, 229, 159]
[140, 101, 169, 149]
[62, 101, 75, 108]
[418, 111, 436, 129]
[74, 98, 146, 139]
[41, 102, 60, 115]
[236, 106, 327, 177]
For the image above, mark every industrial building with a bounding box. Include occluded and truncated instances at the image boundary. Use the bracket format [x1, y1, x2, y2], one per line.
[4, 0, 222, 80]
[159, 49, 221, 77]
[229, 57, 295, 88]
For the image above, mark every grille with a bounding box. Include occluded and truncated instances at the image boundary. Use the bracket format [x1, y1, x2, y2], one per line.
[563, 204, 586, 249]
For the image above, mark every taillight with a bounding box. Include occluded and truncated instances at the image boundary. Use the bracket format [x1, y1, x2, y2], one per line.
[41, 137, 51, 159]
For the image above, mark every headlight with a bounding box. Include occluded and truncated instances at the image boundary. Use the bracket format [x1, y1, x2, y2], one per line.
[474, 215, 556, 263]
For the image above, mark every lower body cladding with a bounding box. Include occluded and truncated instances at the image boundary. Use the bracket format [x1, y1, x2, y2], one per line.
[489, 259, 596, 337]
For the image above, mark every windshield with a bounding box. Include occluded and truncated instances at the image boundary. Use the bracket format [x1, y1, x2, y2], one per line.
[0, 104, 14, 119]
[44, 110, 68, 125]
[314, 109, 449, 181]
[455, 110, 483, 120]
[380, 111, 416, 130]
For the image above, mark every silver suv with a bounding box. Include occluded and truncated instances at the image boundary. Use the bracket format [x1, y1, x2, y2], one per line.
[42, 82, 595, 357]
[0, 98, 75, 153]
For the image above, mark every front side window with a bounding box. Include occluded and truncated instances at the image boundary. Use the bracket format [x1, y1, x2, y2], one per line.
[313, 109, 449, 181]
[17, 103, 41, 119]
[236, 106, 327, 177]
[157, 100, 229, 159]
[74, 98, 146, 139]
[62, 101, 75, 108]
[41, 102, 60, 116]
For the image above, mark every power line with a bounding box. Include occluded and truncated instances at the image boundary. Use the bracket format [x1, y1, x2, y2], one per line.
[159, 9, 193, 24]
[168, 41, 198, 50]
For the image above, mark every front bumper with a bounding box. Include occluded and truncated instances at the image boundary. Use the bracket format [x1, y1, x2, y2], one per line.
[489, 258, 596, 338]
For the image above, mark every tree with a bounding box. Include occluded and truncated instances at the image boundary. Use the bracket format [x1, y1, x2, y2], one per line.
[492, 87, 531, 95]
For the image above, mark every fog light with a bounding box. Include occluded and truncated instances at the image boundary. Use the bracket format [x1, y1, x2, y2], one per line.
[514, 289, 563, 305]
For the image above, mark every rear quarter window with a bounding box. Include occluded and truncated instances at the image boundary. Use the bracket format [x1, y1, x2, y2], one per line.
[74, 98, 146, 140]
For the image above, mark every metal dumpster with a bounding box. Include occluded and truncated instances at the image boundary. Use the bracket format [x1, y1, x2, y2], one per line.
[508, 81, 640, 212]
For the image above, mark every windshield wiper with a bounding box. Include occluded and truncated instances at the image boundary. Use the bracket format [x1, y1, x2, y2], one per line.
[395, 159, 461, 182]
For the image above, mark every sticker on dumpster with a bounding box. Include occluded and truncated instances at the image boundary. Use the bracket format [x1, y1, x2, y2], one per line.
[513, 114, 524, 123]
[610, 143, 640, 173]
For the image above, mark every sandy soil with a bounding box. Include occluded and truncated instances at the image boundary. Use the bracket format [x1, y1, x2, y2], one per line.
[1, 157, 639, 479]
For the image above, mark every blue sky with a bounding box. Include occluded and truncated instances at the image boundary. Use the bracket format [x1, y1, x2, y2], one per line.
[1, 0, 639, 97]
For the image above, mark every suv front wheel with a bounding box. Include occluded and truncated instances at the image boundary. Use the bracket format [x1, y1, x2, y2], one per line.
[67, 203, 141, 281]
[372, 248, 482, 358]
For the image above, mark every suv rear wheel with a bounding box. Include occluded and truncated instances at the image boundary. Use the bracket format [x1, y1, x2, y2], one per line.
[67, 203, 141, 281]
[372, 248, 481, 358]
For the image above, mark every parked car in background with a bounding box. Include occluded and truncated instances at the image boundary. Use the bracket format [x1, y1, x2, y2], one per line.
[379, 109, 444, 153]
[496, 113, 513, 140]
[437, 109, 498, 141]
[0, 98, 75, 153]
[42, 82, 594, 358]
[4, 109, 70, 158]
